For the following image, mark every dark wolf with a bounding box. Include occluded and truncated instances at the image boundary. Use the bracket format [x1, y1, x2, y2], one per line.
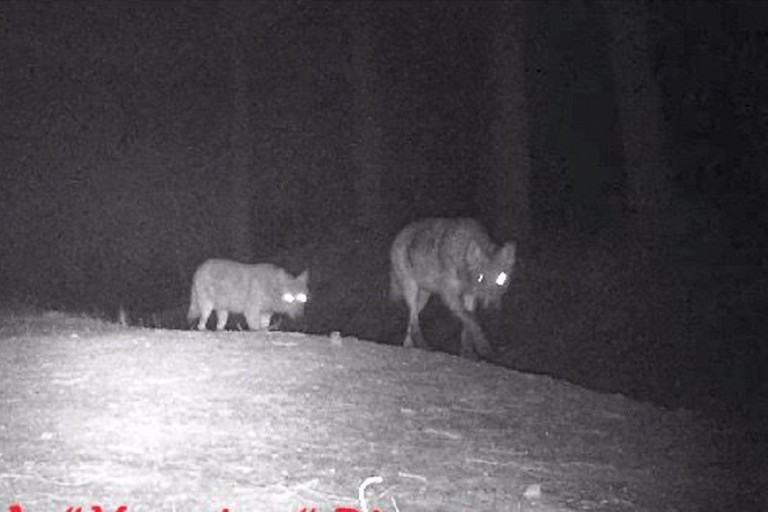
[390, 218, 516, 359]
[188, 259, 308, 331]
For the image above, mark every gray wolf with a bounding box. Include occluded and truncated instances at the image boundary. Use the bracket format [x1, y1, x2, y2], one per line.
[188, 259, 308, 331]
[390, 218, 516, 359]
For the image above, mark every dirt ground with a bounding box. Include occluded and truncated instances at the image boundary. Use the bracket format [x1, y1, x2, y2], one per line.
[0, 311, 764, 512]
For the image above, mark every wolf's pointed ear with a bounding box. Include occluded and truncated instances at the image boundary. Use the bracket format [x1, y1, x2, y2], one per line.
[498, 241, 517, 268]
[466, 240, 486, 267]
[298, 270, 309, 283]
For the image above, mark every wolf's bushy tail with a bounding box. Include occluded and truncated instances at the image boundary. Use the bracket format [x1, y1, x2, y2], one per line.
[389, 269, 402, 302]
[187, 285, 199, 320]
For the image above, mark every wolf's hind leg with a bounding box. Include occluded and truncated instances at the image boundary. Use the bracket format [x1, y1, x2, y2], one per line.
[197, 300, 214, 331]
[403, 284, 430, 349]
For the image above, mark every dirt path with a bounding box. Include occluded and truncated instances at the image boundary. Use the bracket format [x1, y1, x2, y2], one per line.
[0, 312, 762, 511]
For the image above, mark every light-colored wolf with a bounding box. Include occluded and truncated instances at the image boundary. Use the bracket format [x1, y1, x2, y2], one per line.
[390, 218, 516, 359]
[188, 258, 308, 331]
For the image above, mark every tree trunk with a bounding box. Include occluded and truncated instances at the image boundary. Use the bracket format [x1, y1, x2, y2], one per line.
[349, 3, 385, 228]
[487, 0, 531, 242]
[227, 1, 254, 262]
[602, 0, 670, 222]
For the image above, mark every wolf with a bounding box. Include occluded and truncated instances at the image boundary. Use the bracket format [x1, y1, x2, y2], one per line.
[188, 258, 308, 331]
[390, 218, 516, 359]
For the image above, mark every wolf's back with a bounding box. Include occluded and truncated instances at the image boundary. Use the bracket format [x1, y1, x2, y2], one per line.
[393, 218, 493, 271]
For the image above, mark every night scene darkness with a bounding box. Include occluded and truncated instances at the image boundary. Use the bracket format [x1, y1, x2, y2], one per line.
[0, 1, 767, 510]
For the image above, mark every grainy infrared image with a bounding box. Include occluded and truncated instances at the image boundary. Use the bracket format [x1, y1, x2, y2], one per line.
[0, 1, 765, 511]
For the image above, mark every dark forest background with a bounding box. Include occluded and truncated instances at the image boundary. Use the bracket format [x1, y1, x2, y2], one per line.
[0, 1, 766, 427]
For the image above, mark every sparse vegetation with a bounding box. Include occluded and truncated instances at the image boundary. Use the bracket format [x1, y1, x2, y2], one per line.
[0, 310, 760, 511]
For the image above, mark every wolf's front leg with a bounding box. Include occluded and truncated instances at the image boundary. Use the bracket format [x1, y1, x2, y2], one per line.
[215, 310, 229, 331]
[244, 307, 270, 331]
[460, 327, 491, 360]
[439, 290, 493, 359]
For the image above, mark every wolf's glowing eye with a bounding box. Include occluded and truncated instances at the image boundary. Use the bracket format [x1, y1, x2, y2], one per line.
[282, 293, 295, 303]
[296, 293, 307, 303]
[495, 272, 508, 286]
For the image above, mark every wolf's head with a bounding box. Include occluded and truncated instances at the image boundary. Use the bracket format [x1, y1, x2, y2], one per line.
[468, 241, 516, 309]
[278, 269, 309, 319]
